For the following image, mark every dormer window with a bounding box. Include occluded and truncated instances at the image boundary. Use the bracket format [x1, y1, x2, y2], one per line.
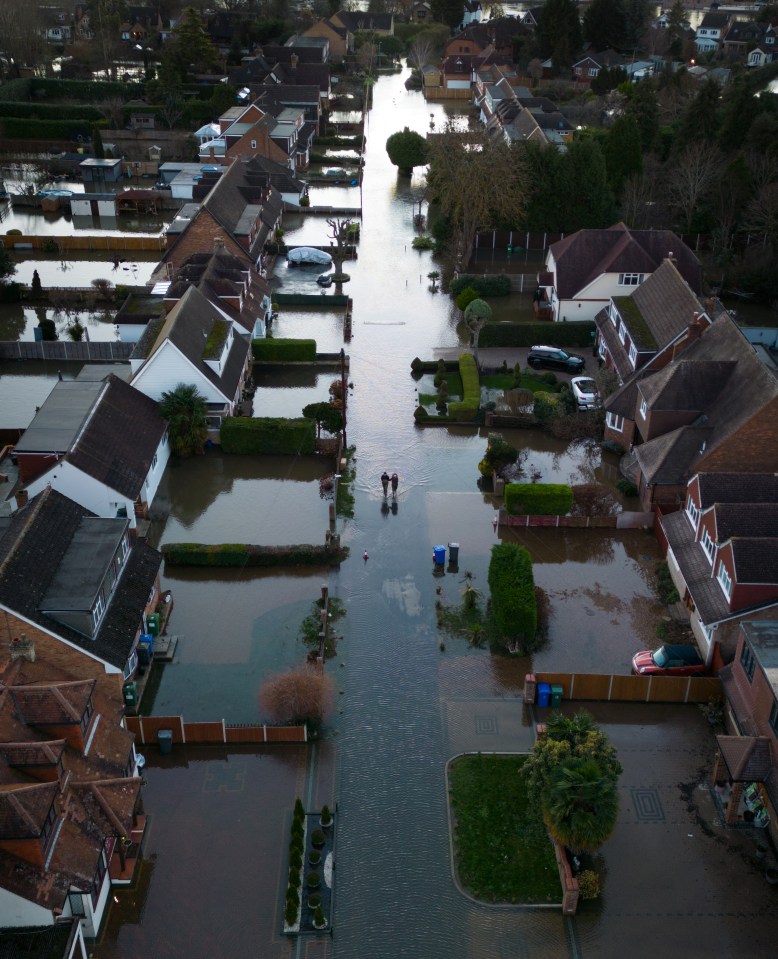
[610, 303, 618, 327]
[717, 560, 733, 600]
[640, 397, 647, 418]
[92, 591, 105, 631]
[628, 341, 638, 367]
[619, 273, 643, 286]
[700, 527, 715, 564]
[686, 498, 700, 530]
[618, 321, 626, 344]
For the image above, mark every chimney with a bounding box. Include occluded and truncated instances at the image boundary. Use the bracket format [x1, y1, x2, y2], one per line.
[14, 489, 28, 509]
[668, 251, 677, 266]
[687, 311, 704, 343]
[290, 53, 298, 69]
[10, 634, 36, 663]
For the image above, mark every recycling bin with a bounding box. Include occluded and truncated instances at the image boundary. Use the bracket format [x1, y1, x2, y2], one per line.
[448, 543, 460, 563]
[537, 683, 551, 708]
[433, 545, 446, 565]
[550, 684, 564, 708]
[157, 729, 173, 755]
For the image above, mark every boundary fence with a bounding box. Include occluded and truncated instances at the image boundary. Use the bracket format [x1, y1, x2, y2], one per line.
[125, 715, 307, 745]
[528, 672, 721, 705]
[0, 341, 133, 361]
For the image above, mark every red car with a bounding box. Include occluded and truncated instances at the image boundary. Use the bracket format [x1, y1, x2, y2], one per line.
[631, 644, 705, 677]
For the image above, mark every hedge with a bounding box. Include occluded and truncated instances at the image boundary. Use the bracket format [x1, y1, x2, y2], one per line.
[449, 275, 512, 298]
[504, 483, 574, 516]
[0, 101, 103, 121]
[488, 543, 537, 649]
[479, 321, 596, 349]
[29, 78, 143, 101]
[220, 417, 316, 455]
[252, 339, 317, 362]
[162, 542, 347, 567]
[410, 357, 459, 374]
[0, 118, 95, 140]
[447, 353, 480, 421]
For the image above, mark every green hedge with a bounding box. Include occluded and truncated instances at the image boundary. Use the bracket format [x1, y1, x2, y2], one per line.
[0, 78, 32, 101]
[252, 339, 317, 362]
[480, 322, 596, 348]
[220, 417, 315, 454]
[410, 358, 459, 374]
[504, 483, 574, 516]
[0, 117, 95, 140]
[162, 542, 347, 567]
[488, 543, 537, 649]
[0, 101, 103, 121]
[29, 78, 142, 101]
[450, 275, 512, 298]
[447, 353, 480, 421]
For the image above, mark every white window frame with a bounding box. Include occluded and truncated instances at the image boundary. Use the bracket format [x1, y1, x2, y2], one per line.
[92, 592, 105, 630]
[618, 321, 626, 345]
[618, 273, 643, 286]
[588, 67, 598, 77]
[610, 303, 618, 327]
[700, 527, 715, 564]
[640, 397, 647, 418]
[606, 412, 623, 432]
[123, 649, 138, 681]
[628, 341, 638, 367]
[717, 560, 733, 600]
[686, 498, 700, 530]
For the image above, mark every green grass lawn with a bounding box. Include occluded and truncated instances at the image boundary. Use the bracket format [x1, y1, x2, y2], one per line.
[481, 373, 561, 394]
[449, 754, 560, 903]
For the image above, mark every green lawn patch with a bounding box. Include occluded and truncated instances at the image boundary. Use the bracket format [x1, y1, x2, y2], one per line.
[449, 754, 560, 903]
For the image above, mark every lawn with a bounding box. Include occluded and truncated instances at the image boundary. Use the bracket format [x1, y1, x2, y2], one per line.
[481, 373, 562, 394]
[448, 754, 560, 903]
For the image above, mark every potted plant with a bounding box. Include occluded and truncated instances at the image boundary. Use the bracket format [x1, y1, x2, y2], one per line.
[320, 804, 333, 828]
[306, 870, 321, 890]
[313, 905, 327, 929]
[311, 828, 326, 849]
[309, 849, 321, 867]
[308, 892, 321, 911]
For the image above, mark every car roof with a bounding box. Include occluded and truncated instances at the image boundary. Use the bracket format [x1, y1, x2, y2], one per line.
[530, 345, 563, 351]
[658, 644, 703, 663]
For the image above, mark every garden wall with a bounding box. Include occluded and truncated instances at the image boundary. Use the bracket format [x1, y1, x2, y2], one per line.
[125, 715, 307, 745]
[0, 341, 134, 362]
[527, 673, 722, 705]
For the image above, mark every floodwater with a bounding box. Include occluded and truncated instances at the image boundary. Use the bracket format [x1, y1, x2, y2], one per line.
[251, 366, 333, 418]
[0, 360, 83, 428]
[12, 255, 159, 287]
[0, 304, 120, 342]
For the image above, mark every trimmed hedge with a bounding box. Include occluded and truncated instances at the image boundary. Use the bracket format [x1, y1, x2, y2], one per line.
[410, 357, 459, 374]
[162, 543, 347, 567]
[447, 353, 480, 422]
[480, 321, 596, 349]
[252, 339, 317, 362]
[504, 483, 574, 516]
[220, 417, 316, 455]
[449, 275, 511, 298]
[0, 101, 103, 121]
[28, 78, 143, 101]
[0, 118, 95, 140]
[488, 543, 537, 649]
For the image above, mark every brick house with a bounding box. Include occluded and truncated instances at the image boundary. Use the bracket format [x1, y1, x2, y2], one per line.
[715, 621, 778, 844]
[302, 19, 352, 60]
[660, 473, 778, 661]
[0, 489, 162, 698]
[330, 10, 394, 37]
[14, 374, 169, 527]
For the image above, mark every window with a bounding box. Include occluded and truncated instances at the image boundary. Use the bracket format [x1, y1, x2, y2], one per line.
[606, 412, 623, 432]
[628, 341, 638, 367]
[250, 139, 256, 149]
[123, 649, 138, 681]
[640, 398, 647, 418]
[770, 701, 778, 736]
[91, 848, 108, 906]
[92, 591, 105, 630]
[588, 67, 598, 77]
[618, 321, 626, 345]
[717, 560, 733, 600]
[619, 273, 643, 286]
[150, 451, 158, 471]
[686, 498, 700, 529]
[41, 797, 58, 846]
[68, 892, 86, 917]
[610, 303, 618, 327]
[740, 641, 756, 681]
[700, 527, 715, 563]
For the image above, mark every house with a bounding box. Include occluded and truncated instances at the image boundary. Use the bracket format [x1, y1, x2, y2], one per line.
[230, 53, 331, 112]
[0, 487, 163, 693]
[715, 621, 778, 843]
[301, 19, 352, 60]
[0, 631, 147, 945]
[614, 314, 778, 511]
[14, 374, 170, 526]
[79, 159, 123, 184]
[521, 6, 543, 27]
[661, 478, 778, 661]
[461, 0, 483, 29]
[695, 10, 733, 52]
[410, 2, 432, 24]
[330, 10, 394, 37]
[198, 99, 312, 173]
[129, 286, 251, 428]
[259, 43, 328, 65]
[595, 258, 712, 383]
[749, 44, 776, 67]
[504, 105, 574, 147]
[721, 18, 766, 58]
[572, 50, 624, 81]
[444, 17, 525, 59]
[43, 11, 72, 44]
[536, 223, 702, 322]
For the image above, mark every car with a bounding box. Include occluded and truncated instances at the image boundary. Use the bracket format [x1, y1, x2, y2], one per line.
[631, 644, 705, 676]
[570, 376, 600, 410]
[527, 345, 586, 373]
[316, 273, 333, 287]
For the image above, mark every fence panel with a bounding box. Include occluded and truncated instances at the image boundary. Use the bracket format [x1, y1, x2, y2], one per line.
[183, 722, 224, 743]
[0, 341, 134, 362]
[569, 674, 611, 700]
[225, 725, 267, 744]
[609, 675, 651, 701]
[534, 672, 722, 704]
[265, 726, 307, 743]
[137, 715, 185, 744]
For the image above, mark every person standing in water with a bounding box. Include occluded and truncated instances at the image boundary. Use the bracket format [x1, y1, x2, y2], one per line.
[381, 471, 390, 496]
[391, 473, 399, 496]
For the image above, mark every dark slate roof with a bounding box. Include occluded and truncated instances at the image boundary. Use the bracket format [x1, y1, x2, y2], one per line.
[661, 510, 730, 623]
[639, 360, 736, 410]
[335, 10, 393, 31]
[699, 10, 732, 29]
[13, 381, 104, 454]
[620, 259, 705, 349]
[259, 44, 326, 64]
[731, 538, 778, 584]
[715, 503, 778, 541]
[245, 153, 305, 194]
[0, 923, 77, 959]
[0, 489, 161, 670]
[271, 61, 330, 92]
[635, 424, 712, 485]
[253, 83, 321, 109]
[65, 374, 166, 500]
[697, 472, 778, 509]
[549, 224, 702, 299]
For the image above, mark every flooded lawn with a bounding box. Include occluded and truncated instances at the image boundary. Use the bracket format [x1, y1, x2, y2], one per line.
[0, 304, 119, 341]
[13, 256, 158, 287]
[0, 360, 83, 428]
[251, 367, 333, 418]
[269, 307, 346, 353]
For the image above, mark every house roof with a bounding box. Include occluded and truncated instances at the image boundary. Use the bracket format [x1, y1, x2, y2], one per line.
[716, 735, 773, 781]
[697, 472, 778, 509]
[549, 223, 702, 299]
[13, 381, 105, 455]
[635, 424, 712, 485]
[334, 10, 392, 31]
[0, 740, 67, 769]
[638, 360, 736, 410]
[0, 489, 161, 670]
[715, 503, 778, 541]
[615, 258, 705, 350]
[731, 538, 778, 585]
[661, 510, 730, 623]
[0, 782, 58, 840]
[741, 621, 778, 697]
[9, 681, 95, 727]
[699, 10, 732, 29]
[271, 61, 330, 93]
[41, 519, 127, 612]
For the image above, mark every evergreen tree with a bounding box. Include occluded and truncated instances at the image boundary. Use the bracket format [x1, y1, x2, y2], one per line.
[170, 7, 217, 77]
[92, 126, 105, 159]
[604, 116, 643, 196]
[677, 78, 722, 148]
[623, 0, 651, 48]
[583, 0, 627, 51]
[563, 139, 615, 230]
[31, 269, 42, 298]
[536, 0, 582, 69]
[666, 0, 689, 59]
[430, 0, 465, 28]
[625, 78, 658, 152]
[718, 80, 763, 150]
[0, 244, 16, 284]
[159, 383, 208, 457]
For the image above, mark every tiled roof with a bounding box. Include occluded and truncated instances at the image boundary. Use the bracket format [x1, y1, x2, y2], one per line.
[639, 360, 736, 409]
[715, 503, 778, 540]
[716, 734, 773, 781]
[69, 778, 139, 836]
[0, 740, 66, 769]
[622, 259, 705, 349]
[697, 472, 778, 509]
[635, 424, 712, 485]
[662, 510, 730, 623]
[0, 782, 58, 839]
[9, 681, 95, 726]
[66, 374, 166, 500]
[730, 538, 778, 584]
[549, 224, 701, 299]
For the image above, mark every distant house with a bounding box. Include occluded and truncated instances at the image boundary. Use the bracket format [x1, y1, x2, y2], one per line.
[410, 2, 432, 23]
[130, 286, 251, 428]
[302, 19, 352, 60]
[461, 0, 483, 29]
[721, 18, 766, 58]
[521, 6, 543, 27]
[572, 50, 624, 81]
[444, 17, 526, 59]
[15, 374, 170, 527]
[330, 10, 394, 36]
[695, 10, 732, 52]
[0, 487, 162, 690]
[536, 223, 701, 322]
[43, 11, 72, 43]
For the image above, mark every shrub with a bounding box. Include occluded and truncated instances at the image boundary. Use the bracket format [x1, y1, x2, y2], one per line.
[411, 235, 434, 250]
[320, 804, 332, 826]
[449, 274, 511, 297]
[5, 229, 21, 236]
[478, 432, 519, 479]
[505, 483, 573, 516]
[414, 405, 429, 422]
[479, 321, 596, 348]
[311, 828, 325, 848]
[162, 542, 346, 568]
[294, 797, 305, 821]
[455, 287, 479, 312]
[309, 850, 321, 866]
[447, 353, 480, 422]
[616, 478, 638, 497]
[541, 371, 558, 386]
[220, 417, 315, 455]
[487, 543, 537, 651]
[252, 338, 316, 362]
[284, 900, 298, 926]
[260, 665, 335, 728]
[577, 869, 601, 900]
[288, 867, 301, 888]
[314, 905, 326, 927]
[290, 851, 302, 871]
[307, 871, 321, 889]
[308, 893, 322, 909]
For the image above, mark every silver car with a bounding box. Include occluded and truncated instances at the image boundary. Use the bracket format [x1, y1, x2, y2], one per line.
[570, 376, 600, 410]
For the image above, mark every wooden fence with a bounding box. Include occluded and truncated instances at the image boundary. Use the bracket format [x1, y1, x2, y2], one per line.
[499, 510, 654, 530]
[1, 234, 164, 252]
[0, 341, 134, 362]
[125, 715, 307, 745]
[529, 672, 722, 705]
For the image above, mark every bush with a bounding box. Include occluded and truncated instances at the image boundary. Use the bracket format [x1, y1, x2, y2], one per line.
[320, 804, 332, 826]
[308, 893, 322, 909]
[252, 338, 316, 362]
[288, 866, 301, 888]
[307, 871, 321, 889]
[162, 542, 346, 567]
[487, 543, 537, 651]
[478, 433, 519, 479]
[577, 869, 601, 900]
[414, 405, 429, 422]
[616, 478, 638, 497]
[447, 353, 480, 422]
[309, 850, 321, 866]
[284, 900, 298, 926]
[294, 797, 305, 821]
[411, 235, 434, 250]
[314, 905, 326, 927]
[311, 829, 325, 848]
[0, 117, 95, 140]
[449, 274, 511, 297]
[504, 483, 574, 516]
[290, 851, 302, 871]
[220, 417, 315, 455]
[455, 287, 479, 312]
[541, 371, 558, 386]
[479, 321, 596, 349]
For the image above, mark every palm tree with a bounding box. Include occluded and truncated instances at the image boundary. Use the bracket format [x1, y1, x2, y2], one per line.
[544, 757, 619, 853]
[159, 383, 208, 457]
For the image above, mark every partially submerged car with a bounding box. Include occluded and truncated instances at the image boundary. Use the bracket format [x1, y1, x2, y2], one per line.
[317, 273, 333, 287]
[631, 644, 705, 676]
[570, 376, 600, 410]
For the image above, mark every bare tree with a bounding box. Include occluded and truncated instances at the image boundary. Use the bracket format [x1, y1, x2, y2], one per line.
[746, 151, 778, 194]
[259, 665, 335, 727]
[621, 173, 654, 229]
[0, 0, 45, 75]
[745, 183, 778, 250]
[99, 97, 127, 130]
[666, 146, 724, 233]
[326, 218, 353, 279]
[408, 35, 434, 73]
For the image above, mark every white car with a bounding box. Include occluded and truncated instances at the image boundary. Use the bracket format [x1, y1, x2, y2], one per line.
[570, 376, 600, 410]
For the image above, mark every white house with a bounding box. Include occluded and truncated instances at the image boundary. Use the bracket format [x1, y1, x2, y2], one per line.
[695, 10, 732, 52]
